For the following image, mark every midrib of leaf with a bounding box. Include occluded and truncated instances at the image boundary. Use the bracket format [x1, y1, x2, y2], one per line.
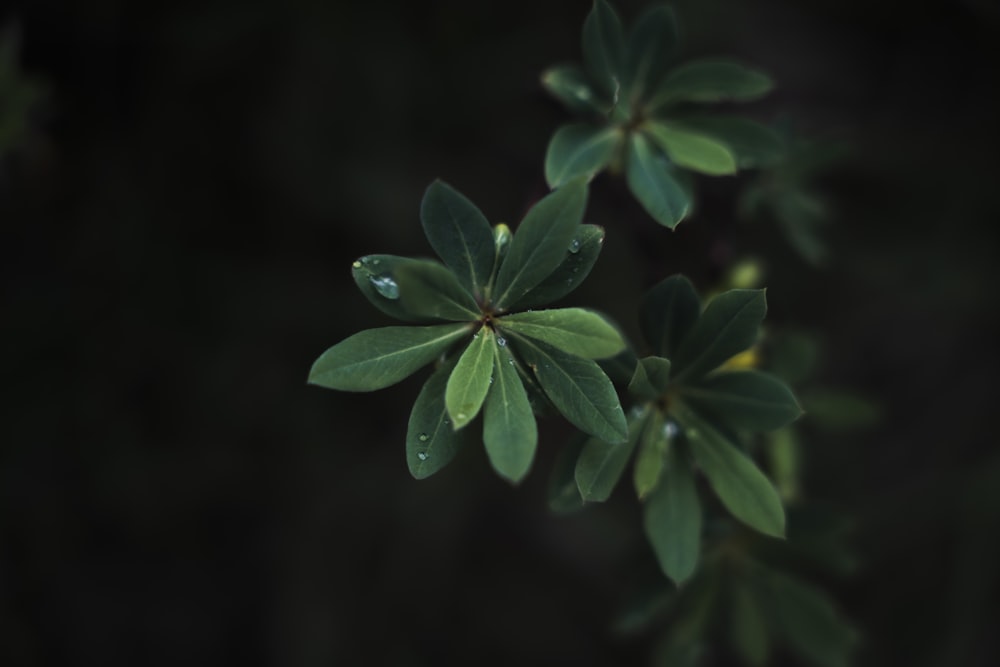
[443, 196, 486, 295]
[673, 298, 759, 382]
[677, 385, 787, 410]
[337, 324, 470, 375]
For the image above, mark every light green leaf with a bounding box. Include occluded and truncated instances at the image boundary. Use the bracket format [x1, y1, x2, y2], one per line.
[679, 370, 802, 432]
[625, 132, 690, 228]
[645, 122, 737, 176]
[420, 180, 496, 296]
[498, 308, 625, 360]
[672, 289, 767, 382]
[548, 436, 587, 514]
[677, 404, 785, 537]
[628, 356, 672, 402]
[582, 0, 625, 99]
[633, 408, 667, 498]
[308, 324, 470, 392]
[639, 274, 701, 359]
[513, 335, 628, 443]
[575, 408, 646, 502]
[351, 254, 428, 322]
[406, 359, 471, 479]
[445, 326, 494, 429]
[492, 178, 589, 309]
[624, 5, 678, 100]
[394, 260, 481, 321]
[513, 224, 605, 309]
[545, 123, 621, 188]
[644, 443, 702, 585]
[670, 116, 785, 168]
[651, 59, 774, 106]
[765, 571, 859, 667]
[731, 579, 770, 666]
[483, 341, 538, 483]
[540, 64, 610, 115]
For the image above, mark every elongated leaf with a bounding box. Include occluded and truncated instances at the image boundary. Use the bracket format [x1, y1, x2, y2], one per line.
[492, 179, 589, 309]
[644, 444, 702, 585]
[407, 359, 471, 479]
[483, 342, 538, 483]
[680, 370, 802, 432]
[351, 254, 428, 322]
[548, 436, 587, 514]
[445, 327, 494, 428]
[489, 223, 512, 288]
[639, 274, 701, 358]
[540, 64, 610, 115]
[633, 408, 668, 498]
[394, 260, 481, 321]
[652, 59, 774, 106]
[575, 408, 647, 502]
[513, 335, 627, 443]
[420, 180, 495, 296]
[628, 356, 672, 401]
[498, 308, 625, 360]
[672, 289, 766, 382]
[624, 4, 678, 99]
[599, 347, 640, 385]
[677, 404, 785, 537]
[512, 224, 605, 309]
[545, 123, 621, 188]
[670, 116, 785, 168]
[731, 580, 770, 666]
[645, 122, 737, 176]
[764, 572, 859, 667]
[309, 324, 470, 391]
[626, 132, 690, 228]
[582, 0, 625, 98]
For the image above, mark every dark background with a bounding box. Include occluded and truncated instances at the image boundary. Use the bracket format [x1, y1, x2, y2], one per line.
[2, 0, 999, 665]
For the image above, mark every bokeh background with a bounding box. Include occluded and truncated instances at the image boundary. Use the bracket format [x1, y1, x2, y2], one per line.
[2, 0, 999, 665]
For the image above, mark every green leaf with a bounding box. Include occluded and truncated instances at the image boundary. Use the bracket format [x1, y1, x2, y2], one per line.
[445, 326, 494, 428]
[513, 335, 628, 443]
[540, 64, 610, 115]
[582, 0, 625, 99]
[676, 404, 785, 537]
[651, 59, 774, 106]
[483, 341, 538, 483]
[633, 408, 667, 498]
[498, 308, 625, 359]
[639, 274, 701, 358]
[731, 579, 770, 666]
[308, 324, 471, 391]
[628, 356, 672, 402]
[644, 443, 702, 585]
[548, 436, 587, 514]
[492, 178, 589, 309]
[672, 289, 766, 382]
[575, 408, 646, 502]
[645, 122, 737, 176]
[513, 224, 605, 309]
[625, 132, 690, 228]
[624, 5, 678, 100]
[406, 359, 471, 479]
[544, 123, 621, 188]
[394, 260, 481, 321]
[420, 180, 496, 296]
[351, 254, 430, 322]
[670, 116, 785, 168]
[764, 572, 859, 667]
[679, 370, 802, 432]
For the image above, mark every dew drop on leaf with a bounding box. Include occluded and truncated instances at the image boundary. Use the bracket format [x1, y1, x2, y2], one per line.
[352, 260, 362, 269]
[368, 274, 400, 299]
[663, 421, 679, 438]
[568, 238, 582, 254]
[418, 433, 429, 442]
[497, 336, 507, 347]
[417, 452, 429, 461]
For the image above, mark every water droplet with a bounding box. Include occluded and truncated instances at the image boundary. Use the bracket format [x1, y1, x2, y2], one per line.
[571, 267, 579, 273]
[417, 452, 428, 461]
[508, 358, 514, 366]
[418, 433, 429, 442]
[663, 421, 679, 438]
[352, 260, 362, 269]
[489, 376, 494, 385]
[565, 278, 573, 286]
[568, 238, 582, 254]
[371, 258, 380, 265]
[443, 419, 450, 425]
[368, 274, 399, 299]
[629, 406, 644, 418]
[497, 336, 507, 347]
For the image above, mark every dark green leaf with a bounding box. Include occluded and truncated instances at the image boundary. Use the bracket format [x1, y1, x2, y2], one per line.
[679, 370, 802, 432]
[513, 335, 628, 443]
[632, 408, 667, 498]
[672, 289, 767, 382]
[575, 408, 646, 502]
[626, 132, 690, 228]
[639, 274, 701, 358]
[540, 64, 610, 115]
[628, 356, 671, 401]
[651, 59, 774, 106]
[677, 404, 785, 537]
[445, 326, 494, 428]
[394, 260, 481, 321]
[498, 308, 625, 359]
[624, 5, 678, 100]
[407, 359, 471, 479]
[308, 324, 471, 391]
[582, 0, 625, 98]
[731, 579, 770, 666]
[483, 341, 538, 483]
[351, 254, 429, 322]
[644, 443, 702, 585]
[492, 178, 589, 309]
[545, 123, 622, 188]
[420, 180, 495, 296]
[513, 224, 605, 308]
[764, 572, 859, 667]
[645, 122, 737, 176]
[599, 347, 640, 384]
[670, 116, 785, 168]
[548, 435, 587, 514]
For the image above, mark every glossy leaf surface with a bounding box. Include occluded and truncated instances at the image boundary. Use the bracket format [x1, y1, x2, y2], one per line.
[513, 224, 605, 308]
[582, 0, 625, 98]
[626, 132, 690, 228]
[639, 274, 701, 359]
[644, 445, 701, 585]
[351, 255, 428, 322]
[645, 122, 737, 176]
[499, 308, 625, 359]
[394, 260, 481, 321]
[420, 180, 495, 296]
[406, 360, 470, 479]
[575, 408, 646, 502]
[672, 289, 766, 382]
[483, 342, 538, 483]
[540, 65, 609, 114]
[545, 123, 621, 187]
[680, 370, 802, 432]
[672, 116, 785, 168]
[653, 59, 773, 105]
[632, 408, 666, 498]
[445, 327, 494, 428]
